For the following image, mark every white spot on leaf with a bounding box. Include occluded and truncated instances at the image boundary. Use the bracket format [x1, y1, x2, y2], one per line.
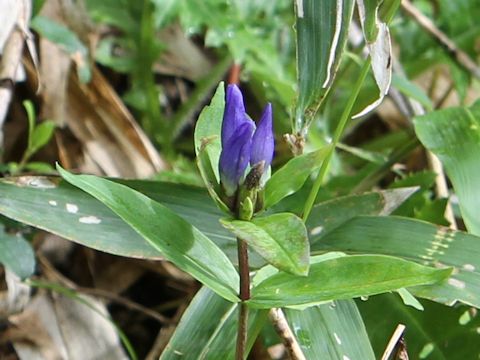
[343, 355, 350, 360]
[448, 278, 466, 289]
[463, 264, 475, 272]
[48, 200, 57, 206]
[310, 226, 323, 236]
[26, 177, 57, 188]
[66, 203, 79, 214]
[79, 216, 101, 224]
[334, 332, 342, 345]
[419, 342, 434, 359]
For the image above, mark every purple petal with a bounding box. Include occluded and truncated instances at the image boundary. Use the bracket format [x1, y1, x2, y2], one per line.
[219, 121, 255, 195]
[222, 84, 247, 146]
[250, 103, 274, 169]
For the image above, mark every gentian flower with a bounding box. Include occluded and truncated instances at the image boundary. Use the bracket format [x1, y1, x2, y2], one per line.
[219, 84, 274, 196]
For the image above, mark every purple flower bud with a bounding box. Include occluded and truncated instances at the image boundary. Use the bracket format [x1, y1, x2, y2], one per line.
[222, 84, 250, 144]
[219, 84, 274, 195]
[250, 103, 274, 168]
[219, 121, 255, 196]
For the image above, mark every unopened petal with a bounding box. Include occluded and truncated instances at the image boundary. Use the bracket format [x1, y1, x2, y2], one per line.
[222, 84, 247, 146]
[219, 121, 255, 195]
[250, 103, 274, 169]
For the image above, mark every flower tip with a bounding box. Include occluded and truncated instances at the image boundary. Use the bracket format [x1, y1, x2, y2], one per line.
[226, 84, 243, 103]
[250, 103, 274, 169]
[260, 103, 273, 127]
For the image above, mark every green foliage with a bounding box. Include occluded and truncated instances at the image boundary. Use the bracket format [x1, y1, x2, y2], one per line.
[264, 146, 332, 209]
[194, 82, 225, 183]
[58, 166, 240, 302]
[249, 253, 450, 308]
[285, 300, 376, 359]
[314, 216, 480, 307]
[6, 101, 56, 175]
[0, 224, 35, 279]
[359, 293, 480, 359]
[161, 287, 267, 359]
[295, 0, 355, 134]
[414, 101, 480, 235]
[221, 213, 309, 276]
[3, 0, 480, 357]
[30, 17, 91, 82]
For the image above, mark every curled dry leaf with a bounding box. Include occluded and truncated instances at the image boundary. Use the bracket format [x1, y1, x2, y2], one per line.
[353, 0, 393, 119]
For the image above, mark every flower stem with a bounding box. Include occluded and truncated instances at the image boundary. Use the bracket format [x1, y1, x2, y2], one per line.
[302, 58, 371, 222]
[236, 237, 250, 360]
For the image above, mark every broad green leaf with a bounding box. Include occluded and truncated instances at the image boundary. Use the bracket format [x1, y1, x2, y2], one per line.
[161, 287, 267, 359]
[194, 82, 225, 183]
[29, 121, 56, 156]
[392, 74, 433, 111]
[0, 176, 256, 266]
[285, 300, 375, 360]
[307, 187, 417, 239]
[30, 16, 91, 82]
[313, 216, 480, 307]
[221, 213, 309, 276]
[0, 178, 414, 270]
[0, 225, 35, 279]
[0, 177, 161, 259]
[58, 167, 239, 302]
[248, 254, 450, 308]
[414, 101, 480, 235]
[359, 293, 480, 359]
[295, 0, 355, 133]
[264, 146, 331, 209]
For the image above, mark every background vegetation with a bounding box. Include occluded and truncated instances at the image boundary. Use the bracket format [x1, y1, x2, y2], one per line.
[0, 0, 479, 359]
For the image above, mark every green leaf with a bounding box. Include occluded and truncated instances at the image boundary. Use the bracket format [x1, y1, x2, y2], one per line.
[161, 287, 267, 359]
[264, 146, 331, 209]
[28, 121, 56, 156]
[414, 101, 480, 235]
[194, 82, 225, 183]
[307, 187, 417, 240]
[24, 162, 55, 173]
[196, 146, 230, 213]
[57, 166, 239, 302]
[0, 225, 35, 279]
[357, 0, 382, 43]
[314, 216, 480, 307]
[22, 100, 36, 150]
[359, 293, 480, 359]
[295, 0, 355, 132]
[0, 177, 161, 259]
[248, 254, 450, 308]
[221, 213, 309, 276]
[0, 176, 256, 266]
[285, 300, 376, 360]
[31, 16, 91, 83]
[396, 288, 424, 311]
